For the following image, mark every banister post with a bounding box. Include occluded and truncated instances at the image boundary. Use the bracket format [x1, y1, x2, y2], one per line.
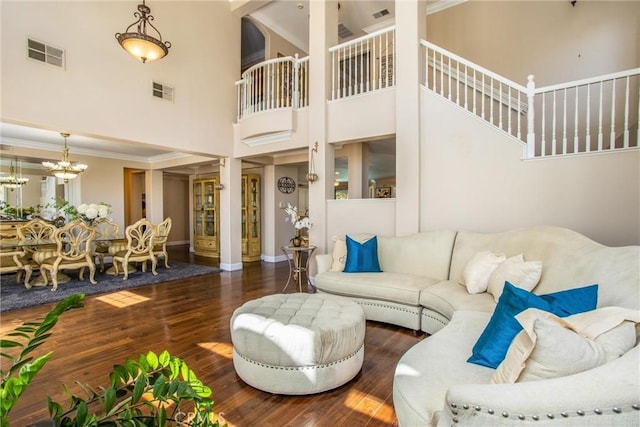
[293, 53, 300, 109]
[526, 74, 536, 159]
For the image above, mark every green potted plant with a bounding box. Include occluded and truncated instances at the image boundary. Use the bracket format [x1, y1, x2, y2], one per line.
[0, 294, 224, 427]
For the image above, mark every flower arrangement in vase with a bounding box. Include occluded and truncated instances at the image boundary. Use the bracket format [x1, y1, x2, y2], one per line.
[75, 202, 111, 225]
[282, 203, 312, 247]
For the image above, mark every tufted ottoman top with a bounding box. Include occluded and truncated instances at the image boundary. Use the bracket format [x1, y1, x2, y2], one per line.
[231, 293, 366, 367]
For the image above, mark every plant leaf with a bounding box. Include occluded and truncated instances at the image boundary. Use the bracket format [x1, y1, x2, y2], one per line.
[104, 386, 116, 414]
[131, 375, 146, 404]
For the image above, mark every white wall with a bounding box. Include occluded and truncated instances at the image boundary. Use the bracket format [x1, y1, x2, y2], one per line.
[421, 89, 640, 247]
[1, 1, 240, 156]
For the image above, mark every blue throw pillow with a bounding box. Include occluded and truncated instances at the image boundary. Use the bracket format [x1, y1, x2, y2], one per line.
[343, 235, 382, 273]
[467, 282, 598, 369]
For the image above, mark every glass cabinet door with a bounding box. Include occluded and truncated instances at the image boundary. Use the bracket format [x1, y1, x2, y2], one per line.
[193, 177, 220, 258]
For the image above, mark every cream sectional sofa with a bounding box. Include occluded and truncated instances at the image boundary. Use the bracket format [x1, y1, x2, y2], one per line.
[314, 226, 640, 426]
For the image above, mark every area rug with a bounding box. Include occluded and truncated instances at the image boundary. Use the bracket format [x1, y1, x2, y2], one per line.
[0, 262, 221, 313]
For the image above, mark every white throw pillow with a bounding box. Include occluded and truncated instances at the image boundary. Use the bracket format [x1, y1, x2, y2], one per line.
[492, 307, 640, 384]
[330, 237, 347, 271]
[487, 254, 542, 302]
[460, 251, 506, 294]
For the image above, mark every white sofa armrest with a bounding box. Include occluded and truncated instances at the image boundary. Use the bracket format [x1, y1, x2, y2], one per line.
[438, 345, 640, 426]
[315, 253, 333, 275]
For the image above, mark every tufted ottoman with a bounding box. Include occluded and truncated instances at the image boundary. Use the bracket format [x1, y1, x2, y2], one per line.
[230, 293, 366, 395]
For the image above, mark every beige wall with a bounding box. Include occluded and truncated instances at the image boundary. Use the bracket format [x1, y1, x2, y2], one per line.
[427, 1, 640, 86]
[1, 1, 240, 156]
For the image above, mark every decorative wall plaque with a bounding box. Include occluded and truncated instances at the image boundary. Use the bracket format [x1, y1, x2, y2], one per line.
[277, 176, 296, 194]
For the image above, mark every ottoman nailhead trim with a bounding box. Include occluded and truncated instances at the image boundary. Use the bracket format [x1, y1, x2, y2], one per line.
[235, 344, 364, 372]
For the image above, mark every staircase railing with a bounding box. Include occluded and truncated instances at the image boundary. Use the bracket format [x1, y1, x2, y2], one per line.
[528, 70, 639, 158]
[236, 55, 309, 121]
[422, 40, 640, 159]
[422, 40, 528, 141]
[330, 26, 395, 100]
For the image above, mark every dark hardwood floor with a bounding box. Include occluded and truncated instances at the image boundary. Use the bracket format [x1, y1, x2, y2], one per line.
[1, 245, 423, 426]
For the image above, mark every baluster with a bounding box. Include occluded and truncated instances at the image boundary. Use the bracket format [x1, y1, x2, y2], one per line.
[455, 61, 460, 105]
[250, 71, 254, 114]
[562, 88, 567, 155]
[574, 86, 579, 153]
[294, 55, 300, 108]
[498, 81, 503, 129]
[331, 51, 335, 100]
[391, 29, 395, 86]
[609, 78, 616, 149]
[378, 34, 383, 90]
[507, 86, 511, 135]
[481, 74, 485, 119]
[432, 48, 437, 92]
[516, 90, 521, 140]
[586, 83, 591, 152]
[366, 38, 370, 92]
[439, 52, 444, 96]
[348, 44, 353, 96]
[551, 90, 557, 155]
[597, 81, 604, 151]
[473, 69, 477, 114]
[542, 92, 549, 156]
[341, 47, 346, 99]
[489, 78, 494, 124]
[526, 75, 535, 158]
[464, 64, 468, 110]
[623, 76, 630, 148]
[447, 56, 452, 100]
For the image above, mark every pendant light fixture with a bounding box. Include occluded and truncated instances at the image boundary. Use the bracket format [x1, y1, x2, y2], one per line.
[0, 160, 29, 191]
[42, 133, 88, 183]
[115, 0, 171, 63]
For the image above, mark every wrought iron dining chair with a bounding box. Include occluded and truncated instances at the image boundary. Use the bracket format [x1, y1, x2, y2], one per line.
[112, 218, 157, 280]
[39, 220, 97, 291]
[16, 218, 57, 288]
[92, 217, 120, 272]
[152, 217, 172, 268]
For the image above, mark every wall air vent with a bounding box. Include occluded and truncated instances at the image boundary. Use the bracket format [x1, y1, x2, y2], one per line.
[373, 9, 390, 19]
[152, 81, 174, 102]
[338, 23, 354, 39]
[27, 38, 64, 68]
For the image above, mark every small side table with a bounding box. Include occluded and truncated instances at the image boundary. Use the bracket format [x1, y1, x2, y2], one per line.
[281, 245, 317, 292]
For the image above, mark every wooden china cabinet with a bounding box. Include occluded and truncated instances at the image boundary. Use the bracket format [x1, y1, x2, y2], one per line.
[241, 173, 261, 262]
[193, 177, 220, 258]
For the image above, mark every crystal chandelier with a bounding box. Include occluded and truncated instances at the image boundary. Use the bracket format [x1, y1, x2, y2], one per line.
[115, 0, 171, 63]
[0, 161, 29, 191]
[42, 133, 88, 183]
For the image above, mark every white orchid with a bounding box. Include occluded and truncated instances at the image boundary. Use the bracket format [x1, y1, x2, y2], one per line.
[282, 203, 312, 230]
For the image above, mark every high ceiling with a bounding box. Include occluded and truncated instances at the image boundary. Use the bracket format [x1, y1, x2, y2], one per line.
[0, 0, 459, 177]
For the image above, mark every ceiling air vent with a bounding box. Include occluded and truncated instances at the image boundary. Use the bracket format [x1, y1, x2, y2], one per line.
[27, 38, 64, 68]
[373, 9, 390, 19]
[152, 81, 174, 102]
[338, 23, 354, 39]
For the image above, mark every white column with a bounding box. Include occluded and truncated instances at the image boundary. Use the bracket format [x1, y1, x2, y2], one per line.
[219, 157, 243, 271]
[262, 164, 277, 261]
[308, 0, 338, 255]
[144, 169, 163, 223]
[395, 0, 425, 235]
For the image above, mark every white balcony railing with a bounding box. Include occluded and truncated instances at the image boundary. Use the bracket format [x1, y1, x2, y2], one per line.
[422, 40, 640, 158]
[529, 70, 640, 158]
[236, 55, 309, 121]
[330, 26, 395, 100]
